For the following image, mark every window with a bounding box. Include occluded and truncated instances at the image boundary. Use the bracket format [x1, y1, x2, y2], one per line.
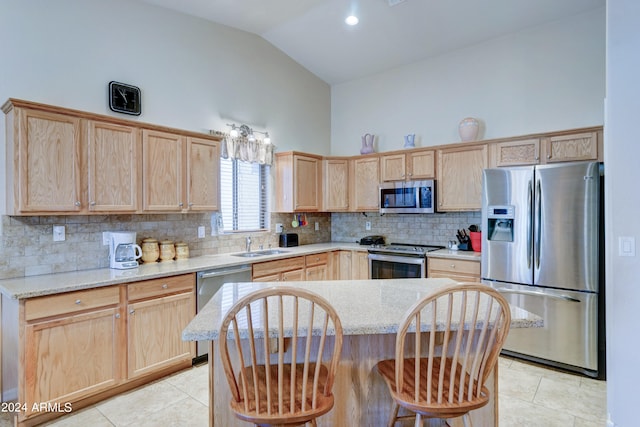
[219, 157, 269, 232]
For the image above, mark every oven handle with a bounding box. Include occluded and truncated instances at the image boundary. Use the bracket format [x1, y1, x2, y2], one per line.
[495, 287, 581, 303]
[367, 253, 426, 265]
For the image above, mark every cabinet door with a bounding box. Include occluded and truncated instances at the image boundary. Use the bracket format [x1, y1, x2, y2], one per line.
[350, 157, 379, 211]
[324, 158, 349, 211]
[24, 307, 123, 414]
[407, 150, 435, 179]
[305, 264, 328, 281]
[351, 251, 370, 280]
[87, 121, 139, 212]
[491, 138, 541, 167]
[282, 268, 305, 282]
[338, 250, 352, 280]
[186, 137, 220, 211]
[380, 153, 406, 181]
[437, 144, 487, 211]
[16, 108, 82, 212]
[127, 292, 195, 379]
[543, 131, 599, 163]
[294, 155, 320, 211]
[142, 129, 184, 211]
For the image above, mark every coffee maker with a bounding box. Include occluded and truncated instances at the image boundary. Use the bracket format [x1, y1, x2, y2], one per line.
[109, 231, 142, 269]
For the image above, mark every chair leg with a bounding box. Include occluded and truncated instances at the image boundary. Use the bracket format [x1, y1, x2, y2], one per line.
[461, 413, 473, 427]
[387, 402, 400, 427]
[414, 413, 423, 427]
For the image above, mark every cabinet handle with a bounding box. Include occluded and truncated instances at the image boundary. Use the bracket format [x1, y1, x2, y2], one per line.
[75, 299, 81, 305]
[74, 201, 81, 207]
[130, 309, 135, 314]
[162, 284, 168, 289]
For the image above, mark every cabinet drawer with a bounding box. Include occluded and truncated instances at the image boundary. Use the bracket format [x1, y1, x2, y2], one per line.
[252, 256, 305, 278]
[428, 258, 480, 275]
[305, 252, 328, 267]
[127, 273, 195, 302]
[24, 286, 120, 321]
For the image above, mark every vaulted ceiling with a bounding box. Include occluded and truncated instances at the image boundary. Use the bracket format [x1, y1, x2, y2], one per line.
[138, 0, 605, 84]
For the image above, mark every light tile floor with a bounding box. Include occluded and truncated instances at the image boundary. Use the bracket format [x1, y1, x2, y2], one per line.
[0, 357, 607, 426]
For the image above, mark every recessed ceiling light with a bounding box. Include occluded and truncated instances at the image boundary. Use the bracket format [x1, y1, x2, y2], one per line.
[345, 15, 359, 26]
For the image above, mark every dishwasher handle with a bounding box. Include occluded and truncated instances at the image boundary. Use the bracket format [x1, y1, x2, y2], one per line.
[198, 266, 252, 279]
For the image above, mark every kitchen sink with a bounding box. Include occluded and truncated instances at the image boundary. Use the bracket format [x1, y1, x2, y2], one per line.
[231, 249, 289, 258]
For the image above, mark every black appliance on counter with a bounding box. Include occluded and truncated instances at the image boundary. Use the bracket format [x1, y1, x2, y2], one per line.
[368, 243, 444, 279]
[279, 233, 299, 247]
[359, 235, 385, 245]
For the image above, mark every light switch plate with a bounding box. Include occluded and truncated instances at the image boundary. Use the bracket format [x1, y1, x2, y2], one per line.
[365, 221, 371, 231]
[619, 236, 635, 257]
[315, 222, 319, 231]
[53, 225, 65, 242]
[197, 226, 205, 239]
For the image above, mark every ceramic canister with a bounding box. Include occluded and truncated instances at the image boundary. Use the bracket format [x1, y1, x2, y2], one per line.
[141, 238, 159, 263]
[159, 240, 176, 262]
[174, 242, 189, 260]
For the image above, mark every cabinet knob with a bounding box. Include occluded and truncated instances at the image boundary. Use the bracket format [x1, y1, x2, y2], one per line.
[74, 201, 81, 207]
[179, 202, 184, 207]
[162, 284, 168, 289]
[547, 154, 551, 159]
[130, 309, 135, 314]
[450, 264, 455, 268]
[75, 299, 81, 305]
[90, 201, 96, 206]
[408, 173, 413, 176]
[188, 202, 194, 207]
[115, 313, 121, 319]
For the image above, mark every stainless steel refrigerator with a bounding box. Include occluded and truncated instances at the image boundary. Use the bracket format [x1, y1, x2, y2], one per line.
[481, 161, 605, 379]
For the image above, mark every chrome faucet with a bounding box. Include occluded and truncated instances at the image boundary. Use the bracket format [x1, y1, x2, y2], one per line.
[246, 236, 252, 253]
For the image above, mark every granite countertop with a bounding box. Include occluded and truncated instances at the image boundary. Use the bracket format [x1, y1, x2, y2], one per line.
[0, 242, 481, 300]
[182, 278, 541, 341]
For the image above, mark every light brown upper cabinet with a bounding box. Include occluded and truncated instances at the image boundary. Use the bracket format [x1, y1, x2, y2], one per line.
[275, 152, 322, 212]
[5, 105, 83, 214]
[87, 120, 139, 212]
[186, 137, 220, 211]
[437, 143, 488, 211]
[323, 157, 350, 211]
[490, 128, 602, 167]
[380, 149, 435, 181]
[350, 155, 380, 211]
[142, 129, 185, 212]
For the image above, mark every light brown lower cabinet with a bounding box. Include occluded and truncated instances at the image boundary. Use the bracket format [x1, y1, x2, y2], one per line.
[252, 256, 306, 282]
[8, 274, 195, 426]
[427, 257, 481, 282]
[305, 253, 329, 281]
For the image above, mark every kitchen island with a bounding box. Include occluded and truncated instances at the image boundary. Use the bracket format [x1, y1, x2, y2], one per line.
[183, 278, 541, 427]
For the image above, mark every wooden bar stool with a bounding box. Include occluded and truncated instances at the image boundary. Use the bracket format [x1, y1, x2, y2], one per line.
[219, 286, 343, 427]
[376, 283, 511, 427]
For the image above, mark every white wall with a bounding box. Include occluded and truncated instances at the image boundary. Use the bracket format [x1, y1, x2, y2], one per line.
[605, 1, 640, 425]
[0, 0, 331, 213]
[331, 8, 605, 155]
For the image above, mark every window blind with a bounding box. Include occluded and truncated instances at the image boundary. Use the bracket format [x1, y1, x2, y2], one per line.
[220, 157, 268, 232]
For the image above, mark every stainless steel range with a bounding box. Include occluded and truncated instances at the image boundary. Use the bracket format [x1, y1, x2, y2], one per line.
[368, 243, 444, 279]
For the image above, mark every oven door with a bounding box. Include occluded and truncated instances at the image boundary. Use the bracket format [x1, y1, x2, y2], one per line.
[368, 253, 426, 279]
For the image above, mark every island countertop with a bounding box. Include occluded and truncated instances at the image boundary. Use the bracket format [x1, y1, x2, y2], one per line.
[182, 278, 541, 342]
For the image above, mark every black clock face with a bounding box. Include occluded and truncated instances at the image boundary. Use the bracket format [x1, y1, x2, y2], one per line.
[109, 81, 141, 115]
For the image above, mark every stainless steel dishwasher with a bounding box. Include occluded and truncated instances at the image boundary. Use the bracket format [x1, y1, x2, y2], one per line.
[195, 264, 252, 362]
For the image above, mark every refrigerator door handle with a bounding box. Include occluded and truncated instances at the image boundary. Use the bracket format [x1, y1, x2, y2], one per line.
[527, 179, 533, 269]
[535, 178, 542, 269]
[496, 287, 581, 303]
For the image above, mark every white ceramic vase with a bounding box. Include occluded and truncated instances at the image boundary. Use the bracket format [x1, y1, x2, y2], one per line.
[458, 117, 480, 142]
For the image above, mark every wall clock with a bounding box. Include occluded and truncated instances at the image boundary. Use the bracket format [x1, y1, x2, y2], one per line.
[108, 81, 141, 115]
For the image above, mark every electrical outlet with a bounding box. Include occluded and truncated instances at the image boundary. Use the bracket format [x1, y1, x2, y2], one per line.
[365, 221, 371, 231]
[53, 225, 65, 242]
[275, 223, 284, 233]
[198, 226, 205, 238]
[315, 222, 319, 231]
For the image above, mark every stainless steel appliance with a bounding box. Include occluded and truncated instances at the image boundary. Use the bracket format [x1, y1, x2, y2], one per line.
[379, 180, 436, 214]
[108, 231, 142, 269]
[195, 264, 252, 363]
[481, 161, 605, 378]
[369, 243, 444, 279]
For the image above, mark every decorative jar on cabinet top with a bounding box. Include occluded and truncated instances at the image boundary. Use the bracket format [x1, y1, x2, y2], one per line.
[175, 242, 189, 260]
[458, 117, 480, 141]
[141, 238, 159, 263]
[159, 240, 176, 262]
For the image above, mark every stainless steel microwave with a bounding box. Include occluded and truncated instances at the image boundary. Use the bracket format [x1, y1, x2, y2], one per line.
[379, 180, 436, 214]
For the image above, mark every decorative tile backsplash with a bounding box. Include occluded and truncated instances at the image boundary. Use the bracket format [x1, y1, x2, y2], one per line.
[0, 210, 478, 280]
